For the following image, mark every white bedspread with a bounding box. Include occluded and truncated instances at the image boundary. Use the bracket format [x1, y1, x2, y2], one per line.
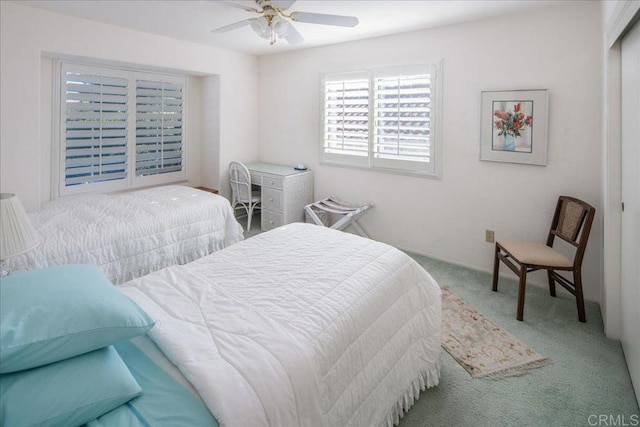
[119, 223, 441, 427]
[6, 185, 243, 284]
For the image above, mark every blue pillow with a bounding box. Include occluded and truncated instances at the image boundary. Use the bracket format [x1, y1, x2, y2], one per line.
[0, 264, 155, 373]
[0, 346, 142, 427]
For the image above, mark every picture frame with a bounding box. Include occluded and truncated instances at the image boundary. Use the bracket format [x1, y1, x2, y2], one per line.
[479, 89, 548, 166]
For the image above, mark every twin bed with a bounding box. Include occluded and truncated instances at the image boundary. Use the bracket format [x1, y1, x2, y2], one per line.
[5, 185, 244, 284]
[0, 186, 442, 426]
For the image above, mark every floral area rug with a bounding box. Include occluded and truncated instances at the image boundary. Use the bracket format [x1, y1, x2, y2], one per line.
[441, 288, 550, 379]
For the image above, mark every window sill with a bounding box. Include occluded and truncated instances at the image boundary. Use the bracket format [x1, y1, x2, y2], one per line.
[319, 160, 442, 180]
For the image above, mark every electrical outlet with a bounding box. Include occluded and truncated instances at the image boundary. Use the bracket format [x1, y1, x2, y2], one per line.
[485, 229, 495, 243]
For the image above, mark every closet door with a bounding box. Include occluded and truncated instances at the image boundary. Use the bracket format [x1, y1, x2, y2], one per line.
[620, 19, 640, 405]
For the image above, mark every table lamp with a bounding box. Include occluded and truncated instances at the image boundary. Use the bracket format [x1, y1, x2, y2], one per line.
[0, 193, 39, 275]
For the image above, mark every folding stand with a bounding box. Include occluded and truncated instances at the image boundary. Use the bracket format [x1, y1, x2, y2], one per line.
[304, 196, 373, 238]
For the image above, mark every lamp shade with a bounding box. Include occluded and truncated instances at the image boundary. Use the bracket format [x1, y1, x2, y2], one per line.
[0, 193, 39, 260]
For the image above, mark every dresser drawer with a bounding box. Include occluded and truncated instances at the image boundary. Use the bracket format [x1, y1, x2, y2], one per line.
[261, 174, 284, 189]
[261, 210, 284, 231]
[262, 187, 283, 211]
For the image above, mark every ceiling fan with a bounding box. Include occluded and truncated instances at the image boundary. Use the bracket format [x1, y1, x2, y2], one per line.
[212, 0, 359, 46]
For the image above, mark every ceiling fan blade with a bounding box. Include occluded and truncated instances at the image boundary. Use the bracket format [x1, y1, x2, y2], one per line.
[284, 24, 305, 45]
[211, 18, 254, 33]
[290, 11, 359, 27]
[271, 0, 296, 10]
[218, 1, 259, 12]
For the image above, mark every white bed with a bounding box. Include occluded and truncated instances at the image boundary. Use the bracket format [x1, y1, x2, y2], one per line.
[119, 223, 442, 426]
[5, 185, 244, 284]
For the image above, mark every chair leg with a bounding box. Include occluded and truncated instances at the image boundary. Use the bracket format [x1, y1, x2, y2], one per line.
[547, 270, 557, 297]
[492, 243, 500, 292]
[574, 270, 586, 323]
[246, 205, 253, 231]
[516, 268, 528, 321]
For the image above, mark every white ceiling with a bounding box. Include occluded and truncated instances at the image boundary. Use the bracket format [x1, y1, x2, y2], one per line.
[17, 0, 556, 56]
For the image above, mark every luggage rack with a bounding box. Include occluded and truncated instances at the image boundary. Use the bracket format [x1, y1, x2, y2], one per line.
[304, 196, 373, 238]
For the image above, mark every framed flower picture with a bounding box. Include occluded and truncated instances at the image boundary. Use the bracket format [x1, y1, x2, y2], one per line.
[480, 89, 548, 165]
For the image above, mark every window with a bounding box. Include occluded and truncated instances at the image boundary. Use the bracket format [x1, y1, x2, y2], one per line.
[323, 72, 370, 166]
[135, 80, 184, 177]
[57, 62, 186, 197]
[321, 63, 442, 177]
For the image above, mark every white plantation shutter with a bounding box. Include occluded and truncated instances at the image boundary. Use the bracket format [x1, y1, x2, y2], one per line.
[135, 79, 184, 176]
[321, 63, 441, 177]
[322, 72, 370, 166]
[373, 66, 433, 173]
[63, 70, 129, 187]
[57, 63, 187, 197]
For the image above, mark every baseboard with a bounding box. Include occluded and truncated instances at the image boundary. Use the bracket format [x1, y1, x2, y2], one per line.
[397, 244, 597, 303]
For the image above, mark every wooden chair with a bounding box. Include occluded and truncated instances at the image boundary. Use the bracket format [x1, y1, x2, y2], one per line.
[492, 196, 595, 322]
[229, 161, 261, 231]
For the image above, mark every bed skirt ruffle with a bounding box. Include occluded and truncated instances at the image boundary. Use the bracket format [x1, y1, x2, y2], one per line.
[383, 364, 441, 427]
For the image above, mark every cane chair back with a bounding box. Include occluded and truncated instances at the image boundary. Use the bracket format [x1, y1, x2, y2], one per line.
[229, 161, 260, 231]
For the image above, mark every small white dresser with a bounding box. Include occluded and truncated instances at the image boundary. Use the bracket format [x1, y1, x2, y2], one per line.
[246, 163, 314, 231]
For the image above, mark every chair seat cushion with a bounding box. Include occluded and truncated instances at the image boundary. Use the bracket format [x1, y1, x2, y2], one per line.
[498, 240, 573, 268]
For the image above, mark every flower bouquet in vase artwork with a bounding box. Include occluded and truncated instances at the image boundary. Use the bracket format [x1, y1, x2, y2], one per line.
[492, 102, 533, 152]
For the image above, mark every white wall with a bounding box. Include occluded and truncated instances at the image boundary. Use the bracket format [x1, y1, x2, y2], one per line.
[258, 2, 605, 302]
[0, 2, 259, 209]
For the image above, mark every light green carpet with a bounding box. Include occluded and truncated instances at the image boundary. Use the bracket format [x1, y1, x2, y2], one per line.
[402, 253, 639, 427]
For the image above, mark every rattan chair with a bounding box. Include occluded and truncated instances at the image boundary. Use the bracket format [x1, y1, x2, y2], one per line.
[492, 196, 595, 322]
[229, 161, 260, 231]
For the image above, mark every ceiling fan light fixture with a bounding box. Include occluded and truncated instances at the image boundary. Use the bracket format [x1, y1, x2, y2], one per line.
[250, 16, 271, 39]
[271, 15, 291, 37]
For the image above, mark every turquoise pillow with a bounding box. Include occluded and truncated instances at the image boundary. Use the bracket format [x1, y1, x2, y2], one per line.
[0, 264, 155, 373]
[0, 346, 142, 427]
